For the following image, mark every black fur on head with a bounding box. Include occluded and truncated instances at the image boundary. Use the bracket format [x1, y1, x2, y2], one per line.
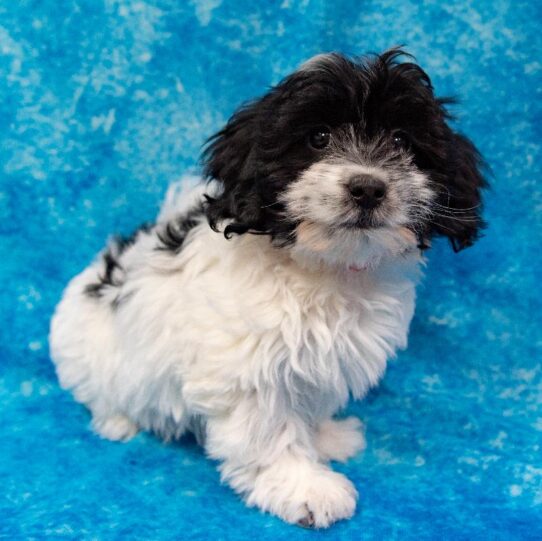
[202, 48, 487, 251]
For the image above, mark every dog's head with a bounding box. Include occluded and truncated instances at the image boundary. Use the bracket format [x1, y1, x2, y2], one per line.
[203, 48, 486, 268]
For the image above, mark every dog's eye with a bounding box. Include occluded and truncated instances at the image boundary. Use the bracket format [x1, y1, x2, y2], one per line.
[392, 131, 410, 150]
[309, 129, 331, 150]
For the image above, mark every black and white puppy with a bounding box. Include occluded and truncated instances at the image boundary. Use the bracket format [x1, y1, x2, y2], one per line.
[50, 49, 486, 528]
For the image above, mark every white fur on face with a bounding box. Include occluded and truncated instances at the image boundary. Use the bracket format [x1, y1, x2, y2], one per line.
[50, 181, 422, 528]
[282, 160, 434, 229]
[281, 158, 433, 269]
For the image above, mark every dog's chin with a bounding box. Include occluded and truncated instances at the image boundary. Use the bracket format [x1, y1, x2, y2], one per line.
[291, 218, 421, 272]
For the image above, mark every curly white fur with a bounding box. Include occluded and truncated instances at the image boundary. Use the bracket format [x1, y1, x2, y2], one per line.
[50, 181, 422, 528]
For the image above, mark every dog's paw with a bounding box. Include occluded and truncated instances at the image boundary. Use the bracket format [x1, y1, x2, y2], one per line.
[315, 417, 366, 463]
[292, 470, 358, 528]
[248, 460, 358, 528]
[92, 414, 139, 442]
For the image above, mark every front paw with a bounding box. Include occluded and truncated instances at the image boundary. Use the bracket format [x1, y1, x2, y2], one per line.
[248, 460, 358, 528]
[293, 470, 358, 529]
[315, 417, 366, 463]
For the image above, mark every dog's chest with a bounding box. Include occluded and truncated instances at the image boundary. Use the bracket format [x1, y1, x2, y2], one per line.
[176, 231, 418, 418]
[255, 262, 416, 412]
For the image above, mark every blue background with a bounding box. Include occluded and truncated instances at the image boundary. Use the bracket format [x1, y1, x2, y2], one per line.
[1, 1, 541, 539]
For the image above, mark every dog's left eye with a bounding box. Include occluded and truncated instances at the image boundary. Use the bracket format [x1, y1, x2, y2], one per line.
[392, 131, 410, 150]
[308, 128, 331, 150]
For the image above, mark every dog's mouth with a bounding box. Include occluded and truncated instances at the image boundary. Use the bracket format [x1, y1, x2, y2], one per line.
[335, 207, 397, 231]
[337, 218, 384, 231]
[336, 210, 429, 249]
[294, 211, 393, 240]
[334, 200, 398, 231]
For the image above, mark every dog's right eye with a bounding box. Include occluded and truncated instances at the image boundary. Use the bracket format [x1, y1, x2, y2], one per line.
[392, 131, 410, 151]
[308, 128, 331, 150]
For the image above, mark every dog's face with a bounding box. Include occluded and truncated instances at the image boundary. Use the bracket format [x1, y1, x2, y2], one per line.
[204, 49, 486, 266]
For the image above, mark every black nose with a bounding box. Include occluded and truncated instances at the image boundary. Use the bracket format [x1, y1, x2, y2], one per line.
[348, 175, 387, 209]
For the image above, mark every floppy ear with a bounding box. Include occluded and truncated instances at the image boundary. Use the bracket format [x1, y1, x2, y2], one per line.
[203, 101, 260, 185]
[202, 100, 265, 235]
[431, 131, 488, 252]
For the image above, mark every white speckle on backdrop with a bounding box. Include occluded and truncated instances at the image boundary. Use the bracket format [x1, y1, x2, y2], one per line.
[0, 0, 541, 539]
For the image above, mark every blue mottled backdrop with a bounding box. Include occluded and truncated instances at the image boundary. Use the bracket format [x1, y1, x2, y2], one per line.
[1, 0, 541, 539]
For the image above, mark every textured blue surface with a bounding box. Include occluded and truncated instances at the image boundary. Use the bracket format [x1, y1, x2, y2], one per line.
[1, 1, 541, 539]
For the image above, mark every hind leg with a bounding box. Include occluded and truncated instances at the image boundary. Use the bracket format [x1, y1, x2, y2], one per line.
[91, 412, 139, 442]
[51, 264, 140, 443]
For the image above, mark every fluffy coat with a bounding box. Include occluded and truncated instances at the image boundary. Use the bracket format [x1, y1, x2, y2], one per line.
[50, 49, 486, 528]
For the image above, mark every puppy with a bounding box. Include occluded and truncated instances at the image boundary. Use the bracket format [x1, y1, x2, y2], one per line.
[50, 49, 486, 528]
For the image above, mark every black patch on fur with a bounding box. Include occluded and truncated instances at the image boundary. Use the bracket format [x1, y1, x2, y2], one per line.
[202, 47, 487, 251]
[111, 291, 134, 310]
[155, 204, 204, 253]
[118, 222, 153, 251]
[84, 222, 152, 299]
[84, 250, 122, 298]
